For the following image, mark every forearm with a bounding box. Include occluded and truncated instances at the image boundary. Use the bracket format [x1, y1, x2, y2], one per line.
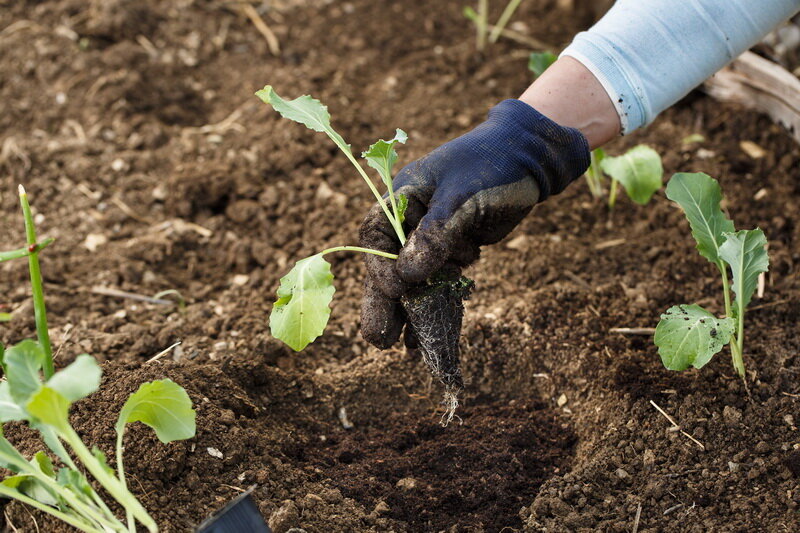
[561, 0, 800, 134]
[519, 56, 619, 150]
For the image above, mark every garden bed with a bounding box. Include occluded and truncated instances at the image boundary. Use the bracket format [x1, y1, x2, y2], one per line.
[1, 0, 798, 531]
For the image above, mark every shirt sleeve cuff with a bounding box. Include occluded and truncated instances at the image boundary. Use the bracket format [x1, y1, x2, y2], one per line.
[560, 34, 651, 135]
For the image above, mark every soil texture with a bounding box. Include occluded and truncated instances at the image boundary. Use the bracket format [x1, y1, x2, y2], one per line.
[1, 0, 799, 532]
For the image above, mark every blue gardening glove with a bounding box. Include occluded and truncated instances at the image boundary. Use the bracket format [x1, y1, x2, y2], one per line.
[359, 99, 590, 349]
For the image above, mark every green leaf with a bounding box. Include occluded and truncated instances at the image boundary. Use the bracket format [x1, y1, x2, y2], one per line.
[654, 304, 735, 370]
[23, 453, 59, 506]
[270, 254, 335, 351]
[56, 468, 93, 497]
[362, 128, 407, 189]
[4, 340, 45, 405]
[46, 354, 101, 403]
[26, 387, 71, 433]
[1, 475, 27, 489]
[32, 423, 72, 467]
[0, 314, 10, 322]
[255, 85, 349, 151]
[0, 382, 27, 423]
[116, 380, 196, 443]
[528, 51, 557, 78]
[463, 5, 478, 21]
[719, 229, 769, 316]
[32, 451, 55, 478]
[396, 193, 408, 224]
[92, 446, 115, 475]
[665, 173, 735, 264]
[600, 145, 663, 205]
[0, 430, 34, 473]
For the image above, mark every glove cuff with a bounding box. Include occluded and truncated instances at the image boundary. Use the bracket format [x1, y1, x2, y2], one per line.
[484, 99, 591, 200]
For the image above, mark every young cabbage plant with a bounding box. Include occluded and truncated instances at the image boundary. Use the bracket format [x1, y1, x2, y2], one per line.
[528, 51, 557, 78]
[0, 188, 197, 533]
[654, 173, 769, 378]
[255, 86, 407, 352]
[257, 87, 473, 423]
[582, 145, 663, 208]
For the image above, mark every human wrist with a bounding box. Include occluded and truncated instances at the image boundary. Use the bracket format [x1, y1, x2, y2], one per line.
[519, 56, 620, 149]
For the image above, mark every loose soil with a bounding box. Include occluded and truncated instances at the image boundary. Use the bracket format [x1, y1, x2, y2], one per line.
[1, 0, 799, 532]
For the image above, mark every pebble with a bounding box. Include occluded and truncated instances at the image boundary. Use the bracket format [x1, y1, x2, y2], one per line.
[302, 493, 325, 508]
[396, 477, 418, 490]
[615, 468, 629, 479]
[320, 488, 343, 504]
[268, 501, 299, 533]
[206, 447, 223, 459]
[372, 500, 390, 515]
[643, 449, 656, 469]
[83, 233, 108, 252]
[218, 409, 235, 425]
[722, 406, 742, 427]
[755, 441, 771, 454]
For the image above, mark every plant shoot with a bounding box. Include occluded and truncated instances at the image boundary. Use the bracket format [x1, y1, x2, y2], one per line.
[0, 188, 197, 532]
[582, 145, 663, 208]
[257, 87, 473, 423]
[654, 173, 769, 378]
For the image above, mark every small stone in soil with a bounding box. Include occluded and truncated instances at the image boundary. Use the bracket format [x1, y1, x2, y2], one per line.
[396, 477, 418, 490]
[269, 500, 299, 533]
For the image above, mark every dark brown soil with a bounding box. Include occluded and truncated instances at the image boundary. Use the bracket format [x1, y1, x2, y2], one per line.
[310, 400, 575, 532]
[1, 0, 799, 532]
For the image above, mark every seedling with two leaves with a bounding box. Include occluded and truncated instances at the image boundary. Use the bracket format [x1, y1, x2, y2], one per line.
[256, 87, 472, 424]
[585, 145, 664, 208]
[0, 187, 196, 532]
[654, 173, 769, 378]
[255, 86, 408, 352]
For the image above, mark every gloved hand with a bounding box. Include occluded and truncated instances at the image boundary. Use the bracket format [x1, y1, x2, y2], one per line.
[359, 99, 590, 349]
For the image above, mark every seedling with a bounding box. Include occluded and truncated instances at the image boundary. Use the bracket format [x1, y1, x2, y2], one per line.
[582, 145, 663, 208]
[654, 173, 769, 378]
[464, 0, 527, 51]
[256, 87, 472, 423]
[528, 51, 557, 78]
[0, 187, 197, 532]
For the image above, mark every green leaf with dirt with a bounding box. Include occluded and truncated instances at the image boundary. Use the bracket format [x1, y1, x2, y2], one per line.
[654, 304, 735, 370]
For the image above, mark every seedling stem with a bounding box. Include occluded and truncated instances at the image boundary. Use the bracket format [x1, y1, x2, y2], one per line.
[18, 185, 55, 379]
[608, 175, 619, 209]
[320, 246, 398, 260]
[476, 0, 488, 51]
[489, 0, 523, 43]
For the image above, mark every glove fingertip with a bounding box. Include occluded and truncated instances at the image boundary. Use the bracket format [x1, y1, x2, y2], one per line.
[360, 286, 404, 349]
[397, 228, 448, 284]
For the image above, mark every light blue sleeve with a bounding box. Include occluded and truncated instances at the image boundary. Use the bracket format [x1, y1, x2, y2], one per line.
[561, 0, 800, 133]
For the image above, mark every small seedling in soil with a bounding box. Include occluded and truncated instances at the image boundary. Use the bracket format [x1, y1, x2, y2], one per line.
[464, 0, 526, 51]
[583, 145, 663, 208]
[528, 51, 557, 78]
[654, 173, 769, 378]
[0, 187, 197, 533]
[256, 87, 472, 423]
